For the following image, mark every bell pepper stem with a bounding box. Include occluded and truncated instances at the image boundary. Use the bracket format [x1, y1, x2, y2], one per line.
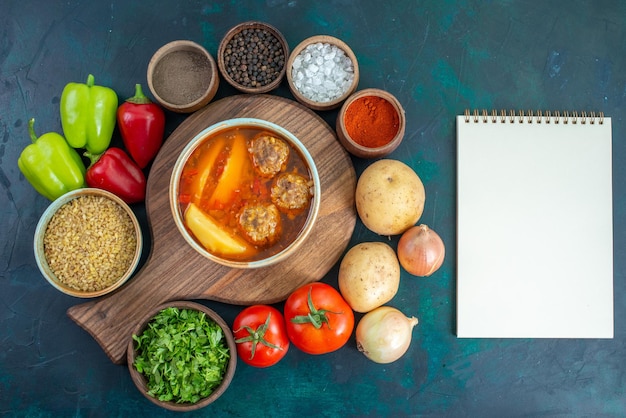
[28, 118, 39, 143]
[86, 74, 95, 87]
[125, 84, 152, 105]
[84, 151, 103, 168]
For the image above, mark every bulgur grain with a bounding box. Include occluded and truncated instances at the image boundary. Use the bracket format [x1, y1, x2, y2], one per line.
[43, 195, 137, 292]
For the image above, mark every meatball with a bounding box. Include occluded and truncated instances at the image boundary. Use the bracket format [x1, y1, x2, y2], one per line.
[237, 202, 282, 246]
[248, 134, 290, 178]
[271, 172, 313, 212]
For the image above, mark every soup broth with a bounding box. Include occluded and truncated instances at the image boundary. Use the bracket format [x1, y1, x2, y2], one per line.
[178, 125, 314, 262]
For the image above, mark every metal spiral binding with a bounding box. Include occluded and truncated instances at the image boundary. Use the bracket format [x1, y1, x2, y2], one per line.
[463, 109, 604, 124]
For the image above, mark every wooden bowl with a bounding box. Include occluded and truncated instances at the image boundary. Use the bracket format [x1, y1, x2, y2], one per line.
[286, 35, 359, 111]
[127, 301, 237, 412]
[217, 21, 289, 94]
[169, 117, 321, 269]
[33, 188, 143, 298]
[336, 88, 406, 158]
[147, 40, 219, 113]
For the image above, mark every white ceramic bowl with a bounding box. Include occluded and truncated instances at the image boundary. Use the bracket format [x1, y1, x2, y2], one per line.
[169, 118, 321, 269]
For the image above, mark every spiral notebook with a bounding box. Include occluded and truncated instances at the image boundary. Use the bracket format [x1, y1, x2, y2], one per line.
[456, 110, 613, 338]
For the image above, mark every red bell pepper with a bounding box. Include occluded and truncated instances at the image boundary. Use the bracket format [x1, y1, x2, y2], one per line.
[117, 84, 165, 168]
[85, 147, 146, 204]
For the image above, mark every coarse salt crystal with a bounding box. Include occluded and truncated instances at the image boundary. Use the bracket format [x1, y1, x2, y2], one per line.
[290, 42, 355, 103]
[292, 56, 302, 70]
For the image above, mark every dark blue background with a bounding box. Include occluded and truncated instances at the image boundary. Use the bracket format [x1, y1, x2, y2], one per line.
[1, 1, 625, 416]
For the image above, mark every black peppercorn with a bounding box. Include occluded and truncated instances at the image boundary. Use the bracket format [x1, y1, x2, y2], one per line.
[222, 26, 285, 89]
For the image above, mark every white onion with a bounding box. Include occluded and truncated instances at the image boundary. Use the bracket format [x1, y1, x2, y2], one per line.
[355, 306, 418, 364]
[397, 224, 445, 277]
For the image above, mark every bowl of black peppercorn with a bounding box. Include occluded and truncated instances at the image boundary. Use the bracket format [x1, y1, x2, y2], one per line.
[218, 21, 289, 94]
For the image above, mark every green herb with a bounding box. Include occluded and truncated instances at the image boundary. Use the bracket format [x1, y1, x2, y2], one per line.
[132, 307, 230, 404]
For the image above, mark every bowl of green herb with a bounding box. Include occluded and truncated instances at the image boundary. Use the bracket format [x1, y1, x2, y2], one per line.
[127, 301, 236, 411]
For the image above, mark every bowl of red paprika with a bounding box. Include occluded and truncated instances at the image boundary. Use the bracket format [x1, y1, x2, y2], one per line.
[335, 88, 406, 159]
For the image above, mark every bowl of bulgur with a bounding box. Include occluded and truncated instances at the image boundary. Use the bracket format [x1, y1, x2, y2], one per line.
[34, 188, 143, 298]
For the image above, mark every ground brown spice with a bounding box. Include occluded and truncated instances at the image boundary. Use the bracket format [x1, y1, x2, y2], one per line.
[152, 50, 211, 105]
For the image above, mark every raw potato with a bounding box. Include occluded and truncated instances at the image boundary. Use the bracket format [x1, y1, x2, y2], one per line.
[355, 159, 425, 236]
[338, 242, 400, 313]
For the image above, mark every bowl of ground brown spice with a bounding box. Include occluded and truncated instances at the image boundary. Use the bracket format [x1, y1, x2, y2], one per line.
[335, 88, 406, 159]
[34, 188, 143, 298]
[147, 40, 219, 113]
[217, 21, 289, 94]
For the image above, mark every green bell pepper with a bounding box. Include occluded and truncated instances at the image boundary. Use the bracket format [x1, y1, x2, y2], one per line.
[18, 118, 86, 201]
[60, 74, 118, 154]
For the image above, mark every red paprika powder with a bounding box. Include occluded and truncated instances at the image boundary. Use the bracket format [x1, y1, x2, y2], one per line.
[343, 96, 399, 148]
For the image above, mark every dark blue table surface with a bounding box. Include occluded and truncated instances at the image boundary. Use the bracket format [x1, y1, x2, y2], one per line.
[2, 1, 625, 417]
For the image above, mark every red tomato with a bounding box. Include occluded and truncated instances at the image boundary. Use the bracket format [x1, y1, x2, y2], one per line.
[283, 282, 355, 355]
[232, 305, 289, 368]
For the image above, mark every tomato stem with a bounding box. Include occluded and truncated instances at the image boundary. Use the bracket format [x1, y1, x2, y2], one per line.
[234, 312, 283, 359]
[290, 287, 342, 330]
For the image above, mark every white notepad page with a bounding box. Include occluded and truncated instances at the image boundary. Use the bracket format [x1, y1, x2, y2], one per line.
[456, 112, 613, 338]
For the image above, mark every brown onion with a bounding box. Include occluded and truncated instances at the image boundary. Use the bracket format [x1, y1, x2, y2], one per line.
[397, 224, 445, 277]
[356, 306, 418, 364]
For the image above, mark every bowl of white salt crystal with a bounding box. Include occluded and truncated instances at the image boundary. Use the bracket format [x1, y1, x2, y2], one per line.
[286, 35, 359, 111]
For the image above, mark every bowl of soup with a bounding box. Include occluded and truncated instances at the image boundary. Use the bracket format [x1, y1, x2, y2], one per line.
[170, 118, 321, 269]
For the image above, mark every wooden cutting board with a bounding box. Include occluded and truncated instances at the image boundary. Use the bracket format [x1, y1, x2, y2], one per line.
[66, 94, 357, 364]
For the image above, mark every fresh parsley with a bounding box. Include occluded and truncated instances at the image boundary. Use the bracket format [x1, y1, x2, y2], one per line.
[132, 307, 230, 404]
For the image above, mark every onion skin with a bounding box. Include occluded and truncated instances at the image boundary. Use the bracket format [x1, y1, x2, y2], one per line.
[397, 224, 445, 277]
[356, 306, 418, 364]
